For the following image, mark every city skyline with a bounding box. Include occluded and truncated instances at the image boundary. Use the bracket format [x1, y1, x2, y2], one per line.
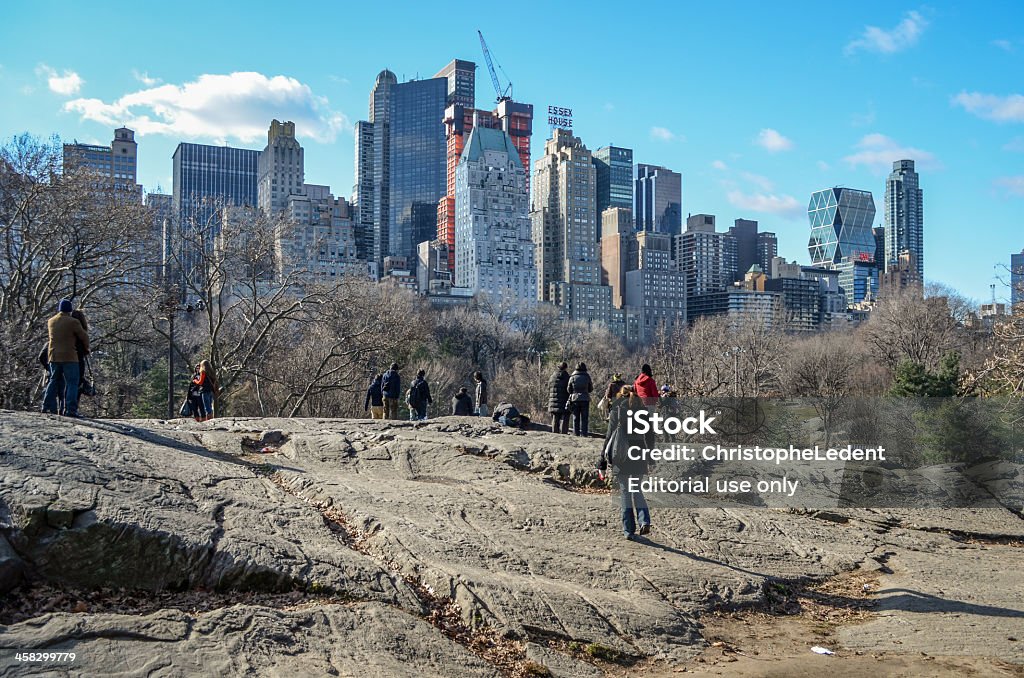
[1, 1, 1021, 302]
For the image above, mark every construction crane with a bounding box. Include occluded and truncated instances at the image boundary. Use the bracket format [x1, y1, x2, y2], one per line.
[477, 30, 512, 103]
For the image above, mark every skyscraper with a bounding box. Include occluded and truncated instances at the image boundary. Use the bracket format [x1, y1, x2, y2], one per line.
[434, 59, 476, 107]
[808, 187, 878, 305]
[676, 214, 738, 301]
[727, 218, 777, 281]
[593, 146, 633, 215]
[388, 77, 447, 265]
[635, 164, 681, 235]
[172, 142, 260, 228]
[454, 126, 535, 304]
[353, 69, 396, 277]
[438, 99, 533, 275]
[258, 120, 304, 215]
[1012, 250, 1024, 313]
[531, 129, 615, 326]
[63, 127, 142, 200]
[884, 159, 924, 280]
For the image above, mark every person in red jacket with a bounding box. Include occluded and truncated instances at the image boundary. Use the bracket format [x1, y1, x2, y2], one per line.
[634, 364, 660, 405]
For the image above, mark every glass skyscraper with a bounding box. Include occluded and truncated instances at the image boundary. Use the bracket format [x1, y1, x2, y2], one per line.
[593, 145, 633, 215]
[808, 187, 878, 305]
[808, 187, 876, 265]
[172, 142, 260, 229]
[635, 164, 681, 235]
[388, 77, 447, 263]
[884, 159, 924, 280]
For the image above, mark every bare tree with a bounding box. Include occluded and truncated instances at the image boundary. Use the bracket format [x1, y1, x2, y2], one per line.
[0, 134, 157, 409]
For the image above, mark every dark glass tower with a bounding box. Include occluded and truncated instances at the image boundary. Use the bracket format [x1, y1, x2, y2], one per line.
[592, 145, 633, 215]
[388, 77, 447, 264]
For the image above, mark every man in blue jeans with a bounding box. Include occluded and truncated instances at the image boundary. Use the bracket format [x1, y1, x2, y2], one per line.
[42, 298, 89, 417]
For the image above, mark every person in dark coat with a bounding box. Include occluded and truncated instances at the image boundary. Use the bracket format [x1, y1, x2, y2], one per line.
[407, 369, 432, 421]
[473, 371, 489, 417]
[567, 362, 594, 437]
[364, 373, 385, 419]
[598, 389, 652, 540]
[381, 363, 401, 419]
[547, 362, 570, 434]
[452, 387, 474, 416]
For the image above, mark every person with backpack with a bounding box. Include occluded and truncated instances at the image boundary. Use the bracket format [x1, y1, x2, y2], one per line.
[364, 373, 385, 419]
[599, 387, 652, 540]
[451, 386, 474, 416]
[473, 371, 489, 417]
[599, 373, 625, 420]
[567, 362, 594, 437]
[187, 364, 207, 422]
[407, 369, 432, 421]
[381, 363, 401, 419]
[70, 310, 94, 403]
[634, 364, 660, 405]
[41, 299, 89, 417]
[547, 362, 570, 434]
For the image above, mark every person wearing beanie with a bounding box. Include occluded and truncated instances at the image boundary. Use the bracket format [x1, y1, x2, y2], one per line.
[42, 298, 89, 416]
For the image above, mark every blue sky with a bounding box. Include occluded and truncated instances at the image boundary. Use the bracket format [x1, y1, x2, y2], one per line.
[1, 0, 1021, 303]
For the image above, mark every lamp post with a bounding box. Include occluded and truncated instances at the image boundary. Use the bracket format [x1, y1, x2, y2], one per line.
[160, 289, 203, 419]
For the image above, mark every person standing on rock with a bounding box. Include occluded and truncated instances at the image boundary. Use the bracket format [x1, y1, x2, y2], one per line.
[599, 387, 652, 540]
[364, 373, 385, 419]
[41, 298, 89, 417]
[600, 373, 626, 420]
[407, 369, 432, 421]
[452, 387, 474, 416]
[547, 362, 570, 434]
[567, 362, 594, 437]
[473, 371, 489, 417]
[634, 364, 660, 406]
[381, 363, 401, 419]
[188, 362, 218, 422]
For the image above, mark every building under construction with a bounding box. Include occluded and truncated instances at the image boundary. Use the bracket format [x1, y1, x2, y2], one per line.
[435, 35, 533, 276]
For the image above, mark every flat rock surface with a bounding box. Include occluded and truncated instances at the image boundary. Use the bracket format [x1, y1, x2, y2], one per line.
[1, 412, 1022, 676]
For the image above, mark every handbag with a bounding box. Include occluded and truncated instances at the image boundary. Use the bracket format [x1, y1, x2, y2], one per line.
[179, 398, 192, 417]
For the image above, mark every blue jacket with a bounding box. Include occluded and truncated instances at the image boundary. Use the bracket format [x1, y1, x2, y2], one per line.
[381, 369, 401, 399]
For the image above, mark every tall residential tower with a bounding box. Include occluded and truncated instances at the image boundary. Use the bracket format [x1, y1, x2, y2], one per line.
[884, 159, 924, 280]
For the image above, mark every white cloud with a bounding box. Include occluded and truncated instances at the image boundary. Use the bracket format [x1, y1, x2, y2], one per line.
[843, 133, 941, 172]
[817, 160, 831, 172]
[37, 64, 83, 96]
[952, 91, 1024, 123]
[992, 39, 1014, 53]
[64, 71, 349, 144]
[740, 171, 775, 192]
[727, 190, 804, 220]
[711, 160, 728, 171]
[994, 176, 1024, 197]
[132, 69, 161, 86]
[845, 10, 928, 55]
[754, 128, 793, 152]
[650, 126, 680, 142]
[1004, 136, 1024, 152]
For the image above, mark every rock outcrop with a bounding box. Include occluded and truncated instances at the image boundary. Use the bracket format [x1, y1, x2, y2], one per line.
[1, 412, 1022, 676]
